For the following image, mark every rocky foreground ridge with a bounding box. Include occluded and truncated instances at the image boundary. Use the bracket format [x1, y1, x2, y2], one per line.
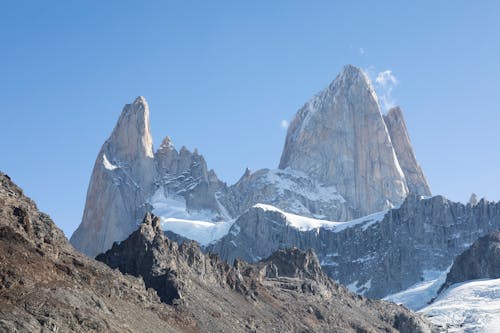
[96, 212, 435, 333]
[0, 172, 435, 332]
[0, 172, 184, 332]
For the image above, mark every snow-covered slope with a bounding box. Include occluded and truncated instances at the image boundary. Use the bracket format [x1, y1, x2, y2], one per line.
[149, 187, 234, 245]
[384, 269, 450, 310]
[420, 278, 500, 333]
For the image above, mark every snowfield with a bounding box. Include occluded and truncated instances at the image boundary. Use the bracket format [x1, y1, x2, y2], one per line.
[150, 187, 234, 246]
[419, 278, 500, 333]
[384, 269, 450, 310]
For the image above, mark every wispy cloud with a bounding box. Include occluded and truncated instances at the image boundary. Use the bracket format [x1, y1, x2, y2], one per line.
[373, 70, 399, 112]
[359, 47, 365, 56]
[280, 119, 289, 129]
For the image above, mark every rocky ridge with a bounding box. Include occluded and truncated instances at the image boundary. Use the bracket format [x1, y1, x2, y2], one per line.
[209, 194, 500, 299]
[97, 212, 435, 333]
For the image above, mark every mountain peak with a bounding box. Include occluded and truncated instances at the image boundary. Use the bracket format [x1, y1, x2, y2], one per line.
[159, 135, 175, 151]
[279, 66, 408, 217]
[109, 96, 154, 159]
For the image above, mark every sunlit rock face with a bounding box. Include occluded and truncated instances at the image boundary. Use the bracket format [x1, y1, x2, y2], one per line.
[279, 65, 411, 217]
[384, 106, 431, 196]
[70, 97, 156, 257]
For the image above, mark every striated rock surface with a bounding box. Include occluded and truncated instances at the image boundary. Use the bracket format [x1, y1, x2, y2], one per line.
[0, 172, 188, 332]
[279, 65, 409, 217]
[383, 107, 431, 196]
[210, 195, 500, 299]
[70, 97, 157, 257]
[441, 231, 500, 290]
[97, 212, 434, 333]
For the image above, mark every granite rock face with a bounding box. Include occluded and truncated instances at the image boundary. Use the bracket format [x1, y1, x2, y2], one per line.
[279, 65, 410, 217]
[210, 195, 500, 299]
[70, 97, 156, 257]
[97, 213, 435, 333]
[0, 172, 188, 332]
[383, 107, 431, 196]
[71, 98, 229, 256]
[441, 231, 500, 289]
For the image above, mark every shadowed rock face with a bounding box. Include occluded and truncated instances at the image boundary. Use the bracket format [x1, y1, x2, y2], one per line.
[0, 172, 188, 332]
[280, 65, 410, 217]
[97, 212, 435, 333]
[384, 107, 431, 196]
[210, 194, 500, 299]
[441, 231, 500, 290]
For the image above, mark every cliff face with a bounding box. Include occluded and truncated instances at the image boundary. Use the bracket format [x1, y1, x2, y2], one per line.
[384, 107, 431, 196]
[71, 98, 229, 257]
[279, 65, 410, 217]
[97, 212, 434, 333]
[70, 97, 157, 257]
[209, 195, 500, 299]
[0, 172, 187, 332]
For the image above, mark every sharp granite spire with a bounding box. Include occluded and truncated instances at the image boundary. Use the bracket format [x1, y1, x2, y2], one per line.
[279, 65, 409, 216]
[70, 97, 156, 257]
[383, 106, 431, 196]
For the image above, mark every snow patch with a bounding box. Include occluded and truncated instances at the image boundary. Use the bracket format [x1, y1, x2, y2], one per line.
[420, 278, 500, 333]
[149, 187, 234, 246]
[384, 268, 450, 311]
[253, 203, 387, 233]
[102, 154, 118, 170]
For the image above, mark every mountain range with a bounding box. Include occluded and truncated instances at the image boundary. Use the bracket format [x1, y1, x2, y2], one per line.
[64, 64, 500, 332]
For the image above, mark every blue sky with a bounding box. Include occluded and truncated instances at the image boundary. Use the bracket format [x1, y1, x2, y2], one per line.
[1, 1, 499, 237]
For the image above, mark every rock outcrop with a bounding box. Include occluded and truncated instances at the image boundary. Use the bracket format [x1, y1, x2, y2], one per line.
[97, 212, 435, 333]
[70, 97, 157, 257]
[383, 107, 431, 196]
[154, 136, 230, 220]
[279, 65, 410, 217]
[210, 195, 500, 299]
[0, 172, 187, 332]
[441, 231, 500, 290]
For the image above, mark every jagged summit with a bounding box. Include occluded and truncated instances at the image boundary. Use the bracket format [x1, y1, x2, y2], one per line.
[159, 135, 175, 151]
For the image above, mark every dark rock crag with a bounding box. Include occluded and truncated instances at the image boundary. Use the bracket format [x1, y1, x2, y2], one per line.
[97, 212, 435, 333]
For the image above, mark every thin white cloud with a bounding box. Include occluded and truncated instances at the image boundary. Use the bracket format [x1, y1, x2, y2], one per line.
[359, 47, 365, 55]
[280, 119, 289, 129]
[375, 70, 398, 86]
[373, 70, 399, 112]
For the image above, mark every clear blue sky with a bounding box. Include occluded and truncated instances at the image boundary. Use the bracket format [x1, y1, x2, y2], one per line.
[1, 1, 499, 237]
